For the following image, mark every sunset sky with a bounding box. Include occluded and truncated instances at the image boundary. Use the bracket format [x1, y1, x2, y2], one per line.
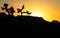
[0, 0, 60, 22]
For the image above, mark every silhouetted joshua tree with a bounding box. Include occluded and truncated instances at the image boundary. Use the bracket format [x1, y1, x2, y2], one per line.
[1, 3, 15, 15]
[1, 3, 8, 9]
[17, 5, 31, 16]
[17, 5, 24, 16]
[1, 3, 10, 15]
[8, 6, 15, 15]
[1, 3, 31, 16]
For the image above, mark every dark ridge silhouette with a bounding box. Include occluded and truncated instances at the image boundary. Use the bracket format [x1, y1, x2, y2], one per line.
[0, 12, 6, 16]
[52, 20, 60, 24]
[0, 3, 60, 38]
[0, 14, 60, 38]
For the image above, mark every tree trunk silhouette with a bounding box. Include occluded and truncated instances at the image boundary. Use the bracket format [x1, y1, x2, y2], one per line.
[21, 12, 23, 16]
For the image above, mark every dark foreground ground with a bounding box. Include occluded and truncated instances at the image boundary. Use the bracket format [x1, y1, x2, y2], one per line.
[0, 13, 60, 38]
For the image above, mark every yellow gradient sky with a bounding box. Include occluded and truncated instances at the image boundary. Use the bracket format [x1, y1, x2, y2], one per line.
[0, 0, 60, 22]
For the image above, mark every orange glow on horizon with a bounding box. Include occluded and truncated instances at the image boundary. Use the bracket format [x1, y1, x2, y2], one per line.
[0, 0, 60, 22]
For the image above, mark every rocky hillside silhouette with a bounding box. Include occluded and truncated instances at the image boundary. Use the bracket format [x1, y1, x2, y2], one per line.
[0, 13, 60, 38]
[0, 3, 60, 38]
[52, 20, 60, 24]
